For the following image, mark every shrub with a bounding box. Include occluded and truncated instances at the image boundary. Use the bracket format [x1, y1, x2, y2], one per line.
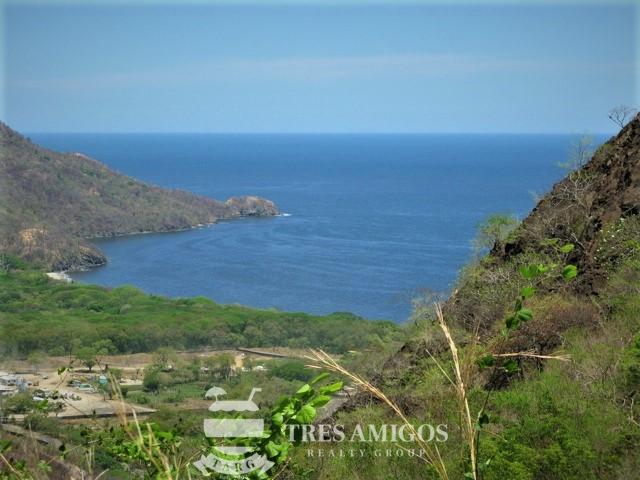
[269, 360, 315, 382]
[595, 216, 640, 270]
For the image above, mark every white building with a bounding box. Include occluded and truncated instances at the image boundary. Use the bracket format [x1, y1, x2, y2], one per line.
[0, 384, 17, 396]
[0, 374, 19, 386]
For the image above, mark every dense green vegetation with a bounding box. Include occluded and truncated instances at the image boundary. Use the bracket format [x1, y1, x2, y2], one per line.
[0, 265, 401, 357]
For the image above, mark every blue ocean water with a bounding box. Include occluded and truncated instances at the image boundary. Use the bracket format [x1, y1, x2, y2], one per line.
[31, 133, 592, 322]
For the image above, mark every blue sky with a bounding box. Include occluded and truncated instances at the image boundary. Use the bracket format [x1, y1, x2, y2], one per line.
[2, 2, 637, 133]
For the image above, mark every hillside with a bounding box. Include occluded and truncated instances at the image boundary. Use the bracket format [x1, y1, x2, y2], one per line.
[309, 115, 640, 479]
[0, 123, 278, 270]
[383, 114, 640, 374]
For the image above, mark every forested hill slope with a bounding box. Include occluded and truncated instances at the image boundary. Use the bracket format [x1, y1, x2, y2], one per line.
[0, 123, 278, 270]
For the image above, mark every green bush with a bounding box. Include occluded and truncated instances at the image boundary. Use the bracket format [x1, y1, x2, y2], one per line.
[269, 360, 315, 382]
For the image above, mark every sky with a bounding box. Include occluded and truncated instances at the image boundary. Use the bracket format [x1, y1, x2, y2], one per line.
[2, 2, 637, 133]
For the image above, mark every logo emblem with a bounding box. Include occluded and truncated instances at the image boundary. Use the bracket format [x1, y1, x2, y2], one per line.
[193, 387, 274, 477]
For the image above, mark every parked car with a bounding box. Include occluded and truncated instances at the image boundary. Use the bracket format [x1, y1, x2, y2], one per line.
[77, 383, 97, 393]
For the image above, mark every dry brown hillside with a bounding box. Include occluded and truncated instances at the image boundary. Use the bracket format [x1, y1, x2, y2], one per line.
[0, 122, 278, 270]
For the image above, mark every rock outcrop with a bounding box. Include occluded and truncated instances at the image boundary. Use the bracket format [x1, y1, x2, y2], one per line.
[224, 196, 279, 217]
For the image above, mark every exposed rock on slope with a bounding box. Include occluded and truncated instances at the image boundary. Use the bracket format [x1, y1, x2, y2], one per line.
[449, 113, 640, 332]
[497, 114, 640, 292]
[0, 122, 278, 270]
[225, 196, 281, 216]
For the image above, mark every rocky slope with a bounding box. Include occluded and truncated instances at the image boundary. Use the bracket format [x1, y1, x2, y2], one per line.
[452, 113, 640, 332]
[0, 122, 278, 270]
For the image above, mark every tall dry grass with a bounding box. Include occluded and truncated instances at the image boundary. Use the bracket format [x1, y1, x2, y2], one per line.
[307, 302, 571, 480]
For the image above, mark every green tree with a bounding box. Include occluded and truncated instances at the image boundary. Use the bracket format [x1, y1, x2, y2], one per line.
[75, 346, 98, 372]
[473, 214, 519, 253]
[203, 356, 217, 376]
[142, 368, 169, 394]
[215, 353, 235, 379]
[92, 338, 116, 355]
[269, 360, 313, 382]
[153, 347, 177, 370]
[2, 392, 37, 414]
[143, 369, 160, 393]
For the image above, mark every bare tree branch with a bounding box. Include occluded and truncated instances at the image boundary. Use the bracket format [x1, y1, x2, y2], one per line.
[608, 105, 637, 129]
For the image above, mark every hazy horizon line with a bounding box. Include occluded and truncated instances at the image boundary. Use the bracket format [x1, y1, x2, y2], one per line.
[23, 130, 616, 136]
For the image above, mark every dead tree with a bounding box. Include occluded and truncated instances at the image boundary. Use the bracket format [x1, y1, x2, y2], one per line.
[608, 105, 637, 129]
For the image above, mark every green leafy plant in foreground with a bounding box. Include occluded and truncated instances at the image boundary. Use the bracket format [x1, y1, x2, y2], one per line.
[88, 374, 343, 479]
[470, 240, 578, 478]
[240, 373, 343, 478]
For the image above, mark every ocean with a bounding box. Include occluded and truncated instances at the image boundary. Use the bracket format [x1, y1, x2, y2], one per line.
[31, 133, 598, 322]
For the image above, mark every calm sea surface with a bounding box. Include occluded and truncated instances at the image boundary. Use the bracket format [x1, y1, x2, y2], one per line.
[31, 133, 599, 322]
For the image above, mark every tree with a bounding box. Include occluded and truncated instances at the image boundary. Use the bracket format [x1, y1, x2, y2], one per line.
[153, 347, 177, 370]
[556, 135, 597, 214]
[269, 360, 313, 382]
[187, 357, 201, 381]
[0, 255, 12, 274]
[0, 253, 26, 273]
[202, 356, 217, 376]
[3, 392, 38, 414]
[608, 105, 637, 129]
[473, 214, 519, 254]
[558, 135, 594, 172]
[75, 346, 98, 372]
[215, 353, 235, 379]
[92, 339, 116, 355]
[143, 369, 161, 394]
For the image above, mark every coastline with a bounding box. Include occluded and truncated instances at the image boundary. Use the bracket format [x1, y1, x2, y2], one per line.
[58, 211, 283, 275]
[83, 221, 218, 240]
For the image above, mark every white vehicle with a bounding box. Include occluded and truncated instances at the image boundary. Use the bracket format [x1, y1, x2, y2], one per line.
[77, 384, 97, 393]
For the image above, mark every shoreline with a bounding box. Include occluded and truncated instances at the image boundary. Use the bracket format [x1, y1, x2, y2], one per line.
[83, 221, 218, 240]
[83, 211, 288, 241]
[57, 211, 286, 275]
